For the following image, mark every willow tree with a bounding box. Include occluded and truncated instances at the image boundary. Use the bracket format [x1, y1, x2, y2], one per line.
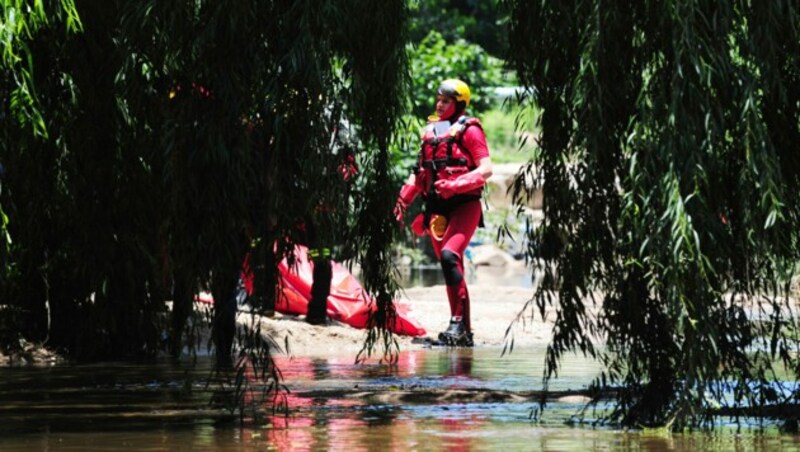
[505, 1, 800, 428]
[0, 0, 84, 350]
[1, 0, 408, 368]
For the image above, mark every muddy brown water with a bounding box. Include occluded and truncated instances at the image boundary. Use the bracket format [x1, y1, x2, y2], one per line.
[0, 347, 798, 450]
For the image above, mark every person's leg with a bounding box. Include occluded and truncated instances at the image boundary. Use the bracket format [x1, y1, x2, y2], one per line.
[306, 254, 331, 324]
[303, 216, 331, 325]
[437, 200, 481, 343]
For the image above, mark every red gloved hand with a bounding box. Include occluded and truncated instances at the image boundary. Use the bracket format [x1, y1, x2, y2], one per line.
[410, 214, 426, 236]
[414, 168, 431, 192]
[394, 183, 421, 227]
[434, 170, 485, 199]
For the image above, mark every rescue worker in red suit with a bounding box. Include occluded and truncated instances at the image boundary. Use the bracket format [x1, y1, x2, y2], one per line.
[395, 79, 493, 346]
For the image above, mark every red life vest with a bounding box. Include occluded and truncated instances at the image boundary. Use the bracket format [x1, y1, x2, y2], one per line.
[415, 116, 483, 198]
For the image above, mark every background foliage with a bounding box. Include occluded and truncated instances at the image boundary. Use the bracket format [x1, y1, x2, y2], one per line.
[409, 0, 507, 59]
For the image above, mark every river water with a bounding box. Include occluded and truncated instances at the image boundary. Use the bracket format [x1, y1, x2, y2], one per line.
[401, 264, 534, 289]
[1, 346, 799, 450]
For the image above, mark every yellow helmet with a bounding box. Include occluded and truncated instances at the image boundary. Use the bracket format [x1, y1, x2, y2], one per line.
[437, 79, 470, 108]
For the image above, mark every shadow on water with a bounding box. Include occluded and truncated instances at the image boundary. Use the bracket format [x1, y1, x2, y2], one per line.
[1, 348, 799, 450]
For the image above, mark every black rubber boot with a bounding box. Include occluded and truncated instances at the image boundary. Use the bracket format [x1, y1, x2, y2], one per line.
[437, 317, 474, 347]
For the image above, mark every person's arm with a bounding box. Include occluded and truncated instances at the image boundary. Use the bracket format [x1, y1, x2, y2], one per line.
[433, 122, 492, 199]
[395, 172, 421, 226]
[403, 172, 417, 188]
[434, 156, 492, 199]
[475, 156, 493, 181]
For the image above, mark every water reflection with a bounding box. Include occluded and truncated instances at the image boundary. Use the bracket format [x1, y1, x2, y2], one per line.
[400, 264, 534, 289]
[399, 265, 447, 288]
[0, 348, 799, 450]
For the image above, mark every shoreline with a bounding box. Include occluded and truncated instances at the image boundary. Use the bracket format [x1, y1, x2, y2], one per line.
[0, 259, 546, 365]
[250, 283, 549, 359]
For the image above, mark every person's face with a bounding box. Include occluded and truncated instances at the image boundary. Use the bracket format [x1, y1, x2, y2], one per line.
[435, 95, 456, 119]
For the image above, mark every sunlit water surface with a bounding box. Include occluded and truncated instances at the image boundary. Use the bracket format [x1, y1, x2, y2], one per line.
[0, 347, 798, 450]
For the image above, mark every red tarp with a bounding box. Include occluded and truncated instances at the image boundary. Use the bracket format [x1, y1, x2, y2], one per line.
[199, 245, 426, 337]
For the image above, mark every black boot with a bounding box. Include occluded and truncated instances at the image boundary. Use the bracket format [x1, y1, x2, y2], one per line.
[437, 317, 474, 347]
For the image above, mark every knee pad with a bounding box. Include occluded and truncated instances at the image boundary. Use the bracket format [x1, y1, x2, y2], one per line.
[440, 250, 463, 286]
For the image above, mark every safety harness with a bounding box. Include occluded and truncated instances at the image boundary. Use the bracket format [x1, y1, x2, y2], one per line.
[416, 116, 479, 183]
[415, 115, 484, 229]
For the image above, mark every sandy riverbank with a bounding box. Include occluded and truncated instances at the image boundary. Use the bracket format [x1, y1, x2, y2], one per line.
[242, 279, 555, 360]
[0, 262, 554, 364]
